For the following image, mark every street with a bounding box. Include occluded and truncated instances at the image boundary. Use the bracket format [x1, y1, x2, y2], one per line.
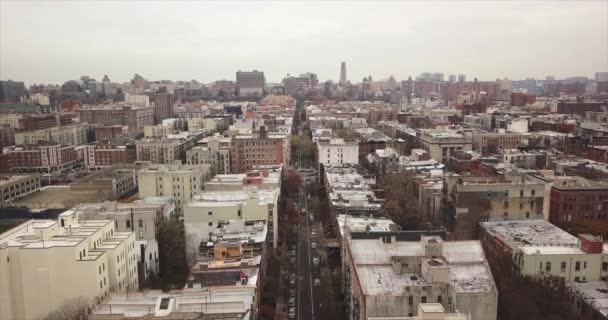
[297, 188, 314, 320]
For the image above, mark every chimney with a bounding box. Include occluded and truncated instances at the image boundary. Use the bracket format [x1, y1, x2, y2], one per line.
[578, 234, 603, 254]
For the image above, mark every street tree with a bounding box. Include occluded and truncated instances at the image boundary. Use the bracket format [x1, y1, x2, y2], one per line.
[381, 171, 423, 230]
[285, 170, 303, 195]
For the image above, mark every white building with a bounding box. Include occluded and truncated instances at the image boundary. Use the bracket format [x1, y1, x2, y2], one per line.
[184, 187, 279, 263]
[91, 288, 254, 319]
[317, 138, 359, 166]
[480, 220, 608, 283]
[0, 174, 41, 206]
[125, 93, 150, 106]
[343, 232, 497, 320]
[0, 210, 138, 320]
[138, 164, 211, 215]
[72, 197, 176, 279]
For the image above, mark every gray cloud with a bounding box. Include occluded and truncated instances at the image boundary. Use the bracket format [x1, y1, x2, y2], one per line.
[0, 1, 606, 85]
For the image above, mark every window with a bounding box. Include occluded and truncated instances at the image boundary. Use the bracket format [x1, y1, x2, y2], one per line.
[602, 262, 608, 271]
[238, 209, 242, 217]
[540, 262, 543, 270]
[138, 219, 143, 228]
[584, 261, 587, 269]
[504, 200, 509, 208]
[520, 190, 524, 197]
[561, 261, 567, 272]
[575, 261, 581, 271]
[208, 211, 213, 216]
[546, 262, 551, 272]
[437, 295, 442, 304]
[531, 190, 535, 196]
[208, 222, 213, 226]
[61, 219, 65, 227]
[421, 296, 427, 303]
[408, 296, 413, 305]
[126, 220, 131, 229]
[526, 212, 530, 218]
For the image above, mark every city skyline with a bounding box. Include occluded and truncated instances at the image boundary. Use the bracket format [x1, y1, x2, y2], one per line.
[1, 1, 607, 85]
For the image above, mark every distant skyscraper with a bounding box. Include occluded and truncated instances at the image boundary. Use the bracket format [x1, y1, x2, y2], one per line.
[595, 72, 608, 82]
[458, 74, 466, 83]
[340, 61, 347, 85]
[449, 74, 457, 82]
[153, 87, 174, 124]
[236, 70, 265, 97]
[0, 80, 26, 103]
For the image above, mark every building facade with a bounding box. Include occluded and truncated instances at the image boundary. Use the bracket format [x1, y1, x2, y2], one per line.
[0, 211, 138, 320]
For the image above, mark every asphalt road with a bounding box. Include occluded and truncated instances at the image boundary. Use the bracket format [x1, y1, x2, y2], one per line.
[297, 189, 314, 320]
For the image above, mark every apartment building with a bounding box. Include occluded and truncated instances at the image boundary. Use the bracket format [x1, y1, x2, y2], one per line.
[316, 138, 359, 166]
[419, 129, 473, 164]
[7, 143, 79, 174]
[92, 286, 254, 319]
[84, 143, 136, 170]
[0, 174, 41, 206]
[94, 125, 129, 142]
[144, 124, 172, 138]
[0, 210, 138, 320]
[73, 197, 175, 280]
[231, 132, 290, 173]
[136, 131, 205, 164]
[480, 220, 607, 283]
[78, 105, 154, 133]
[124, 93, 150, 106]
[236, 70, 265, 97]
[549, 176, 608, 229]
[342, 228, 497, 320]
[472, 131, 525, 155]
[15, 124, 94, 146]
[153, 90, 174, 123]
[443, 173, 549, 240]
[0, 125, 15, 146]
[184, 187, 279, 262]
[138, 164, 211, 215]
[69, 166, 138, 199]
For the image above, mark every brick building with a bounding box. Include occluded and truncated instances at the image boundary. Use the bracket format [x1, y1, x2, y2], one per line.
[84, 143, 136, 170]
[78, 105, 154, 133]
[231, 132, 289, 173]
[557, 101, 608, 116]
[549, 176, 608, 229]
[18, 114, 73, 131]
[7, 143, 79, 173]
[152, 88, 174, 123]
[94, 125, 129, 142]
[510, 92, 536, 106]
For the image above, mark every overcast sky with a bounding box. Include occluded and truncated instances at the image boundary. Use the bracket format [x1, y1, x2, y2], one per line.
[1, 1, 607, 85]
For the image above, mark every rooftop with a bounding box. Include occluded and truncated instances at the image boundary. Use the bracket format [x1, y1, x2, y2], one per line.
[349, 237, 495, 295]
[92, 289, 253, 319]
[569, 281, 608, 317]
[0, 174, 39, 187]
[480, 220, 579, 252]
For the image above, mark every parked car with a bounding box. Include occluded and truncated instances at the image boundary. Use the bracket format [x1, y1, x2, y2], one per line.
[288, 297, 296, 307]
[314, 278, 321, 286]
[313, 257, 319, 265]
[290, 257, 296, 264]
[288, 308, 296, 319]
[289, 278, 296, 287]
[289, 288, 296, 296]
[311, 230, 316, 237]
[290, 250, 296, 257]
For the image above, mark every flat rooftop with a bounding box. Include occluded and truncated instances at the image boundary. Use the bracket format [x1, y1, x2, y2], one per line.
[0, 174, 38, 187]
[569, 281, 608, 317]
[349, 237, 495, 295]
[480, 220, 578, 251]
[92, 289, 253, 318]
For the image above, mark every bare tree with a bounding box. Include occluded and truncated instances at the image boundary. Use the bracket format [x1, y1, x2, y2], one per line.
[43, 297, 90, 320]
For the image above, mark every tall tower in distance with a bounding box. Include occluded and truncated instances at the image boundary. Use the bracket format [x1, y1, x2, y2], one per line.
[339, 61, 347, 85]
